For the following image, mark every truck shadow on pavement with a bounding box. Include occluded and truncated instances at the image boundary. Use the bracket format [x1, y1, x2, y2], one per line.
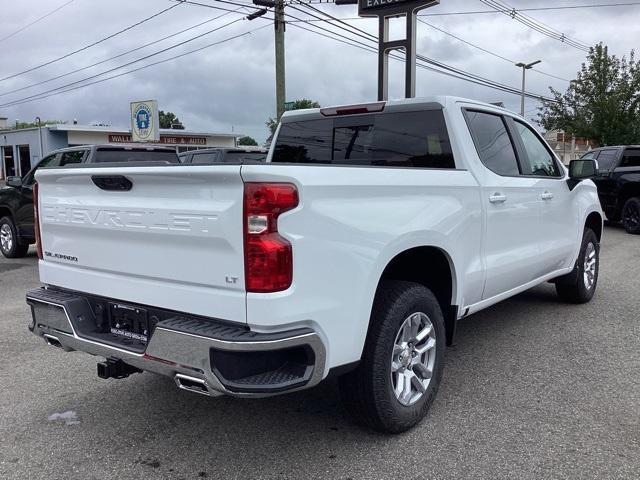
[40, 282, 586, 477]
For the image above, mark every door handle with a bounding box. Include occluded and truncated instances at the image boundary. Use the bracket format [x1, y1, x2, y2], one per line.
[541, 191, 554, 200]
[489, 193, 507, 204]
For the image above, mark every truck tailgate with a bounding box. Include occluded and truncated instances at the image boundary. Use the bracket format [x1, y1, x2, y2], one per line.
[35, 165, 246, 322]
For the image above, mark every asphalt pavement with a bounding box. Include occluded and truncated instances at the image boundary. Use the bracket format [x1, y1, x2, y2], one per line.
[0, 226, 638, 479]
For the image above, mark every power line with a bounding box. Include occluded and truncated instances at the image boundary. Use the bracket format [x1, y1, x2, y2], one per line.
[0, 0, 76, 44]
[0, 23, 271, 109]
[0, 8, 243, 98]
[479, 0, 590, 52]
[293, 1, 640, 15]
[416, 18, 571, 82]
[0, 16, 249, 108]
[0, 2, 182, 83]
[290, 3, 554, 102]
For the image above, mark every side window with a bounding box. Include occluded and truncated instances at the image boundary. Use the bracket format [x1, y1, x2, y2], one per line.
[621, 148, 640, 167]
[513, 121, 561, 177]
[581, 151, 598, 160]
[23, 154, 58, 185]
[59, 150, 86, 166]
[465, 110, 520, 176]
[596, 149, 619, 172]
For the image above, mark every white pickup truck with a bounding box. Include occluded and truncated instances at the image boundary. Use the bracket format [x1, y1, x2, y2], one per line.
[27, 97, 603, 433]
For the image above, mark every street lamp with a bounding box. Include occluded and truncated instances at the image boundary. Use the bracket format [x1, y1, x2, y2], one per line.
[515, 60, 541, 116]
[35, 116, 43, 160]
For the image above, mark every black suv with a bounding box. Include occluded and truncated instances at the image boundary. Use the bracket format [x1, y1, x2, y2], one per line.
[581, 146, 640, 234]
[0, 144, 179, 258]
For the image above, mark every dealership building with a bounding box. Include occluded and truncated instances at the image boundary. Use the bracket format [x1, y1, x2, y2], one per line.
[0, 118, 241, 179]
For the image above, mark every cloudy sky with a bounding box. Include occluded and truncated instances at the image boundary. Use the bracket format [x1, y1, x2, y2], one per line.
[0, 0, 638, 142]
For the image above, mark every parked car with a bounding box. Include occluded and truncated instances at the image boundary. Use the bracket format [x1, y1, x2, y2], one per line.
[179, 147, 268, 164]
[580, 146, 640, 234]
[27, 97, 602, 433]
[0, 144, 179, 258]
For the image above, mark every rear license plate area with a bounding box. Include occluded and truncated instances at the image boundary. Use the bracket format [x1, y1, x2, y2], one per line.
[109, 303, 148, 343]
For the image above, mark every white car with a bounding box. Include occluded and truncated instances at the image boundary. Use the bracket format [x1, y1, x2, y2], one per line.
[27, 97, 602, 433]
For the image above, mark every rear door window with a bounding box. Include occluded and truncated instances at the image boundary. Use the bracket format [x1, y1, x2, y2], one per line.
[465, 110, 520, 176]
[272, 110, 455, 168]
[621, 148, 640, 167]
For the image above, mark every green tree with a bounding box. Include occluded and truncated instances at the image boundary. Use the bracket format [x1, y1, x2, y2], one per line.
[159, 110, 185, 129]
[15, 119, 65, 129]
[540, 44, 640, 146]
[238, 136, 258, 146]
[266, 99, 321, 134]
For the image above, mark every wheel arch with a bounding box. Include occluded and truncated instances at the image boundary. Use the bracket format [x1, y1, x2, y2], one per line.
[0, 205, 13, 221]
[373, 246, 458, 346]
[585, 211, 603, 242]
[619, 181, 640, 207]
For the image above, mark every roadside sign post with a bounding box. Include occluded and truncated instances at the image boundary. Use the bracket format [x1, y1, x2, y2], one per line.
[130, 100, 160, 143]
[356, 0, 440, 101]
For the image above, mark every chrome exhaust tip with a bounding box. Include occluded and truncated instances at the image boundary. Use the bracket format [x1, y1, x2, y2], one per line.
[43, 334, 62, 349]
[174, 373, 211, 397]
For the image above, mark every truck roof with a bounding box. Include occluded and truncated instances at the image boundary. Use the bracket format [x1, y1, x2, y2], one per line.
[280, 96, 513, 123]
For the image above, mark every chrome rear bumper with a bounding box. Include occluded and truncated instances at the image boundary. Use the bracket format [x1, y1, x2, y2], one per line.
[26, 287, 326, 398]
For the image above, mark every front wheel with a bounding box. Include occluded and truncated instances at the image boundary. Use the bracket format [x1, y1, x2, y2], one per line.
[555, 228, 599, 303]
[0, 216, 30, 258]
[621, 197, 640, 234]
[339, 281, 446, 433]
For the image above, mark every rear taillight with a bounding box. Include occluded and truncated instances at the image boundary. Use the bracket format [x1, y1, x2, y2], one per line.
[33, 182, 43, 260]
[244, 183, 298, 293]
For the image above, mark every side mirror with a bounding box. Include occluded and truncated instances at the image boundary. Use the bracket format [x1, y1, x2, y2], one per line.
[6, 176, 22, 187]
[569, 159, 598, 179]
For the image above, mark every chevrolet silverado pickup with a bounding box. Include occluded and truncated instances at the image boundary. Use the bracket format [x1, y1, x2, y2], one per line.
[0, 144, 179, 258]
[27, 97, 603, 433]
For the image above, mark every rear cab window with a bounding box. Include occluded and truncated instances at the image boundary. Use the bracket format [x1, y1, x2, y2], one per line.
[93, 148, 180, 164]
[272, 109, 456, 169]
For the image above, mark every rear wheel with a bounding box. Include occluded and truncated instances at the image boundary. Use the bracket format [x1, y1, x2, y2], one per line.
[621, 197, 640, 234]
[0, 216, 29, 258]
[555, 228, 599, 303]
[339, 281, 445, 433]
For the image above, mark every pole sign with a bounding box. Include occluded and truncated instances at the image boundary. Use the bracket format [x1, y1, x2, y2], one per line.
[130, 100, 159, 142]
[284, 101, 296, 112]
[358, 0, 438, 16]
[354, 0, 439, 101]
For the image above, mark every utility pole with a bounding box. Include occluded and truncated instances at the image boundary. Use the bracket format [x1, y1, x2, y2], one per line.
[274, 0, 286, 120]
[253, 0, 285, 120]
[515, 60, 541, 116]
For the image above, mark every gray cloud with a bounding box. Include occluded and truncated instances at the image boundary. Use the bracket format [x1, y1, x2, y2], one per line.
[0, 0, 639, 141]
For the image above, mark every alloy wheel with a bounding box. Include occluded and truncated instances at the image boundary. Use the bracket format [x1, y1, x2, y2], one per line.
[583, 242, 597, 290]
[391, 312, 436, 406]
[0, 223, 13, 253]
[624, 202, 640, 229]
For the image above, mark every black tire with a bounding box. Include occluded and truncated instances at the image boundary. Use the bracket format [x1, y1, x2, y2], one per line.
[555, 228, 599, 303]
[0, 216, 29, 258]
[621, 197, 640, 234]
[339, 281, 446, 433]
